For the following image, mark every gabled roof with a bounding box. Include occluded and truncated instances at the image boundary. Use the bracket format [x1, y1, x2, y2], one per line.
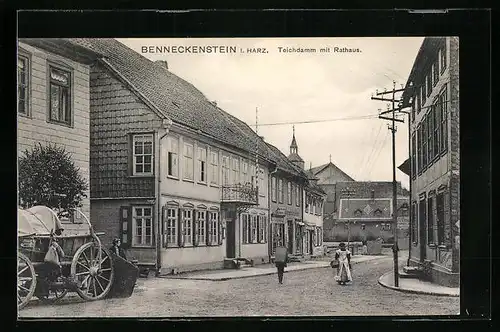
[67, 38, 270, 160]
[310, 162, 355, 181]
[398, 158, 411, 176]
[265, 143, 306, 177]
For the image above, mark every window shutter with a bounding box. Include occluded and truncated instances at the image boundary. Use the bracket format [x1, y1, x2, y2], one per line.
[193, 209, 199, 246]
[256, 216, 261, 243]
[119, 206, 132, 249]
[312, 230, 316, 248]
[178, 208, 185, 247]
[128, 135, 133, 176]
[206, 212, 212, 246]
[217, 213, 223, 245]
[161, 206, 167, 248]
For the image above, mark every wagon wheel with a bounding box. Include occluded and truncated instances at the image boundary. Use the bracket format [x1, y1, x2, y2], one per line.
[38, 288, 68, 304]
[71, 242, 114, 301]
[18, 252, 36, 310]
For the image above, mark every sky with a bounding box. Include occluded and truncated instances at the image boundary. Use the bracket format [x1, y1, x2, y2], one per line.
[118, 37, 424, 190]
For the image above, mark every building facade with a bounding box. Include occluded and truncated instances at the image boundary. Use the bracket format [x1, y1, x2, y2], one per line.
[76, 38, 286, 274]
[402, 37, 460, 287]
[322, 181, 409, 245]
[303, 171, 326, 257]
[17, 39, 100, 230]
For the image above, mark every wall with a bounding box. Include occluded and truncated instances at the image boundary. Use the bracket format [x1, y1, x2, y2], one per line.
[17, 42, 91, 219]
[89, 62, 163, 199]
[315, 164, 354, 185]
[90, 198, 156, 264]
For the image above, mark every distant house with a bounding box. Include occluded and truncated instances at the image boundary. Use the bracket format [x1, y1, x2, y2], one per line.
[309, 161, 355, 185]
[303, 169, 326, 257]
[322, 181, 410, 245]
[401, 37, 460, 287]
[17, 39, 101, 229]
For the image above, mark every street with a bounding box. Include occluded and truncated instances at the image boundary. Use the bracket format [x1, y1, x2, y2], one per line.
[19, 255, 459, 317]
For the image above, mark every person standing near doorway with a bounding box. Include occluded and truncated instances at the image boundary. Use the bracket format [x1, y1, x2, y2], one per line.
[274, 245, 288, 284]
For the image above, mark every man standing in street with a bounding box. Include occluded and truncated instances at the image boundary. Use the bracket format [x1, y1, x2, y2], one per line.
[275, 245, 288, 284]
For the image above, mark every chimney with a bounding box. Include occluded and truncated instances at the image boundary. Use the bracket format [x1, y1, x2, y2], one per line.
[155, 60, 169, 70]
[212, 101, 217, 106]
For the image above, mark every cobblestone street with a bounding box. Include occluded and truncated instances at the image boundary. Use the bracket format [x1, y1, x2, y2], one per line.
[19, 255, 459, 318]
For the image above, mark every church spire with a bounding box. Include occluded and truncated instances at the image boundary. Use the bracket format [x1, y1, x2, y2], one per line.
[290, 125, 298, 154]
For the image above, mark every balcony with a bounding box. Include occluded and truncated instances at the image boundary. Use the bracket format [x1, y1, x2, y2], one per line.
[221, 183, 258, 205]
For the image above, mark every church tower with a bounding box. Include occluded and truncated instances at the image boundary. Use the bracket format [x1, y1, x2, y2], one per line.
[288, 125, 305, 169]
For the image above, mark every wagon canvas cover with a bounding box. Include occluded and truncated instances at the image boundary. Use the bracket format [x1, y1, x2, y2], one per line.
[18, 206, 64, 237]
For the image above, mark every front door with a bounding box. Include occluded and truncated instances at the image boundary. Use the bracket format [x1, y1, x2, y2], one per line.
[287, 220, 294, 254]
[309, 231, 313, 254]
[226, 218, 236, 258]
[419, 199, 427, 261]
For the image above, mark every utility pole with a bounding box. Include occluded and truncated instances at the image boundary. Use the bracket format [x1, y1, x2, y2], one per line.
[371, 81, 405, 288]
[341, 187, 355, 250]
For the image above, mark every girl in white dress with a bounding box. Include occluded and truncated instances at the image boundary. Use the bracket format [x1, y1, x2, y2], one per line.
[333, 242, 352, 285]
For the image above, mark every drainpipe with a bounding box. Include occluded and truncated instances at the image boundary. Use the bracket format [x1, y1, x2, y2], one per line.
[268, 165, 278, 262]
[155, 119, 172, 276]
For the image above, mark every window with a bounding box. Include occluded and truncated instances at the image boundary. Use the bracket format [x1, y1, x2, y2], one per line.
[411, 133, 417, 179]
[411, 202, 418, 244]
[433, 100, 441, 159]
[296, 186, 300, 206]
[197, 146, 207, 183]
[210, 150, 219, 185]
[209, 211, 218, 244]
[222, 155, 230, 185]
[258, 168, 265, 196]
[132, 206, 153, 246]
[271, 177, 277, 202]
[258, 215, 267, 243]
[421, 78, 427, 105]
[427, 110, 434, 162]
[167, 136, 179, 178]
[439, 87, 448, 153]
[278, 179, 284, 203]
[433, 61, 439, 86]
[419, 198, 426, 244]
[417, 126, 423, 173]
[133, 134, 153, 175]
[411, 95, 415, 121]
[422, 118, 428, 168]
[416, 90, 421, 114]
[49, 66, 71, 125]
[183, 143, 194, 181]
[18, 55, 29, 115]
[427, 196, 434, 244]
[287, 182, 292, 205]
[250, 215, 258, 243]
[164, 206, 178, 247]
[242, 214, 250, 244]
[426, 73, 432, 97]
[436, 193, 445, 245]
[312, 198, 316, 214]
[197, 210, 206, 245]
[242, 161, 248, 184]
[232, 157, 240, 184]
[182, 209, 193, 245]
[440, 44, 447, 73]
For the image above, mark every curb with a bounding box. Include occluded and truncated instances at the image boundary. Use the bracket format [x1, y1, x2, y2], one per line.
[378, 271, 459, 297]
[165, 255, 388, 281]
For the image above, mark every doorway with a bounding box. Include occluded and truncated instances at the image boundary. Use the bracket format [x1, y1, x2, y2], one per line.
[226, 218, 236, 258]
[309, 231, 313, 254]
[287, 220, 294, 254]
[419, 198, 427, 261]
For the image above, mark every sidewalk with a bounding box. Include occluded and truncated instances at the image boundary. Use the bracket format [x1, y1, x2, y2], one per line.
[378, 271, 459, 297]
[163, 255, 387, 281]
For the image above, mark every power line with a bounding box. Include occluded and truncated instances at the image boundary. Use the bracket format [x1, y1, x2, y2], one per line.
[358, 122, 384, 178]
[250, 114, 379, 127]
[367, 129, 390, 178]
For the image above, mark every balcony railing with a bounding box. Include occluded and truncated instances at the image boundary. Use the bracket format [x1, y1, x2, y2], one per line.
[221, 183, 258, 205]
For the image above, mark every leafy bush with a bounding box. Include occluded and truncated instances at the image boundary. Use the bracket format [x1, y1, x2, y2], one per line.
[18, 143, 88, 217]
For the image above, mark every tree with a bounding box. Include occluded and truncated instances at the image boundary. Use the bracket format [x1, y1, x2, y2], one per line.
[18, 143, 88, 217]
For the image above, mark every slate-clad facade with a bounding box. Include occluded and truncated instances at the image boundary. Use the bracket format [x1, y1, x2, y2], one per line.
[401, 37, 460, 287]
